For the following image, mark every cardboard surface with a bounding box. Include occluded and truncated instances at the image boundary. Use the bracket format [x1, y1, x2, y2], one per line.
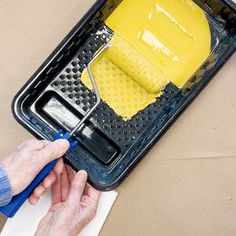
[0, 1, 235, 235]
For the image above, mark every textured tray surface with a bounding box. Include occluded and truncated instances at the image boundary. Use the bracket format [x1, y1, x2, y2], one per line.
[32, 24, 180, 156]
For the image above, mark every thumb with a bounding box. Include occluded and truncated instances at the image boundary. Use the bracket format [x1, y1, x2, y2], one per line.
[66, 171, 88, 206]
[36, 140, 69, 167]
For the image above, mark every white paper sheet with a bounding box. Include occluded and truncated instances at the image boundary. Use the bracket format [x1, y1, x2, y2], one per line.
[1, 191, 118, 236]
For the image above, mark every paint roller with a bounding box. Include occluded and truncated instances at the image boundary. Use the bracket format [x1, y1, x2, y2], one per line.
[104, 34, 168, 94]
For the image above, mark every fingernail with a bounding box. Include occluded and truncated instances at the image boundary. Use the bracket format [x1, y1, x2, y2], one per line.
[30, 198, 37, 205]
[54, 139, 70, 151]
[78, 170, 88, 179]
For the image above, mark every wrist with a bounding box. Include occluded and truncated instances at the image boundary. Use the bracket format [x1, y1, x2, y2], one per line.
[1, 160, 18, 196]
[35, 229, 80, 236]
[35, 224, 83, 236]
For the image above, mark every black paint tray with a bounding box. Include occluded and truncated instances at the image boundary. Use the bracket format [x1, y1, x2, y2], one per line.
[13, 0, 236, 190]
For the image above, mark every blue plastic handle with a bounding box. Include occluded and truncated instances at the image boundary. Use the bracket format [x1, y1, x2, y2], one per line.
[0, 130, 78, 218]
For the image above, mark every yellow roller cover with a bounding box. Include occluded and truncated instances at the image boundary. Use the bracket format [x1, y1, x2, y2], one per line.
[82, 57, 158, 120]
[106, 34, 167, 93]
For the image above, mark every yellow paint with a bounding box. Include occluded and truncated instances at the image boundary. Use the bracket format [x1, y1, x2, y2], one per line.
[81, 0, 211, 120]
[85, 57, 158, 119]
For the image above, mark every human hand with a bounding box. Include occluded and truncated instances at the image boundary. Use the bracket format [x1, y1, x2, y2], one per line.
[1, 139, 69, 196]
[35, 167, 100, 236]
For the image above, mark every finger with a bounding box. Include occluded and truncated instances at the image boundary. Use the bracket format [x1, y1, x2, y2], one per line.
[28, 171, 56, 205]
[79, 184, 100, 222]
[17, 140, 50, 152]
[84, 183, 101, 202]
[28, 195, 39, 205]
[41, 171, 56, 189]
[53, 158, 64, 175]
[66, 170, 88, 206]
[61, 167, 70, 201]
[28, 185, 46, 205]
[65, 165, 76, 184]
[33, 185, 47, 199]
[29, 171, 56, 199]
[36, 140, 69, 167]
[51, 173, 62, 205]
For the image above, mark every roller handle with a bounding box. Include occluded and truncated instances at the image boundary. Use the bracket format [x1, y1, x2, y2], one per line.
[0, 130, 77, 218]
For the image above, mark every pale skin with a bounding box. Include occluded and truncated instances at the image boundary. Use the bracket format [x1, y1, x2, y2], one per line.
[1, 139, 100, 236]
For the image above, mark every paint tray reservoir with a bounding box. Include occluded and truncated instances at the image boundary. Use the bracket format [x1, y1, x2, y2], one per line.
[13, 0, 236, 190]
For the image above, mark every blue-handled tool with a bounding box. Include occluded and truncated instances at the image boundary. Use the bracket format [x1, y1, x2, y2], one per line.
[0, 131, 77, 218]
[0, 44, 107, 218]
